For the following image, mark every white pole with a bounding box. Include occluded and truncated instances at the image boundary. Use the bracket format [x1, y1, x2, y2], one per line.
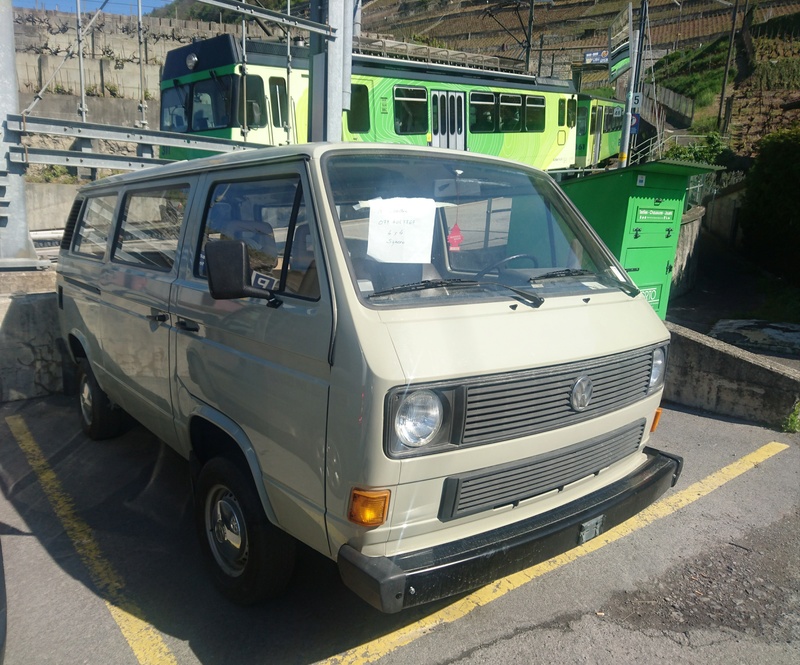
[76, 0, 87, 121]
[0, 0, 42, 268]
[137, 0, 147, 127]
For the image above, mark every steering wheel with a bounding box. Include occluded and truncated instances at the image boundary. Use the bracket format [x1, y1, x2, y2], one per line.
[476, 253, 539, 280]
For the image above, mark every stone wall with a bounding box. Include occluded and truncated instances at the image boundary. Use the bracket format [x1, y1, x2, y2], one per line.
[13, 8, 242, 105]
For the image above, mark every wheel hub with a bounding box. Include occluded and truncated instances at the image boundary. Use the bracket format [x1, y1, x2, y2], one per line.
[79, 376, 93, 424]
[207, 488, 248, 576]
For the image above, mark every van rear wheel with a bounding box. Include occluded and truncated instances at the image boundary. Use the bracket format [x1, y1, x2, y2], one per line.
[195, 457, 295, 605]
[77, 358, 128, 440]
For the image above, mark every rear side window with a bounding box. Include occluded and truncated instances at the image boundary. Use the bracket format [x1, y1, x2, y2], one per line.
[112, 186, 189, 271]
[72, 195, 118, 260]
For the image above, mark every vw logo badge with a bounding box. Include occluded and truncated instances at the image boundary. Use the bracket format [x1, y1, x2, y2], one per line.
[570, 375, 593, 412]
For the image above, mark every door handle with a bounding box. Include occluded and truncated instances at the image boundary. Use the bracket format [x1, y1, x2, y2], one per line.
[147, 311, 168, 323]
[176, 318, 199, 332]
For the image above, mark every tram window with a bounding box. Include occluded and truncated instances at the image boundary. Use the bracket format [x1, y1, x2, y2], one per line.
[393, 86, 428, 134]
[499, 94, 522, 132]
[577, 106, 588, 135]
[524, 96, 545, 133]
[590, 106, 599, 134]
[567, 98, 577, 128]
[603, 106, 614, 133]
[469, 92, 496, 133]
[161, 85, 189, 133]
[347, 84, 370, 134]
[192, 77, 234, 131]
[558, 98, 566, 127]
[269, 77, 289, 129]
[240, 75, 267, 129]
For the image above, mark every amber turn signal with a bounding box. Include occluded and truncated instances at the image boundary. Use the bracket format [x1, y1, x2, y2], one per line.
[348, 488, 390, 527]
[650, 407, 663, 432]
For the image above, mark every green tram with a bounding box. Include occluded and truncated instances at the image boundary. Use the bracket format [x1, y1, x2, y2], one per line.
[160, 34, 593, 171]
[575, 93, 626, 168]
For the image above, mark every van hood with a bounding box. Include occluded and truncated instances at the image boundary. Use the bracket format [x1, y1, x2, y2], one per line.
[377, 294, 668, 383]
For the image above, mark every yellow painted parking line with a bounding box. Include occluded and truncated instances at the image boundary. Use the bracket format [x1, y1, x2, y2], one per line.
[6, 415, 178, 665]
[324, 441, 791, 665]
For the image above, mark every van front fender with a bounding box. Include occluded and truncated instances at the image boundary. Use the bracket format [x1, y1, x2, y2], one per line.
[187, 404, 279, 526]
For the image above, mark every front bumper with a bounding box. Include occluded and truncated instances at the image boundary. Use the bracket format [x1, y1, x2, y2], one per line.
[338, 446, 682, 613]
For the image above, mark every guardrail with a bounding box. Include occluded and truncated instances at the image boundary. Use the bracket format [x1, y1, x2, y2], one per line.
[6, 114, 255, 171]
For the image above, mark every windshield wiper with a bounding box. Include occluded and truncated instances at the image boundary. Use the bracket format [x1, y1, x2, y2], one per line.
[368, 279, 478, 297]
[488, 282, 544, 308]
[612, 280, 640, 298]
[531, 268, 594, 281]
[368, 278, 544, 308]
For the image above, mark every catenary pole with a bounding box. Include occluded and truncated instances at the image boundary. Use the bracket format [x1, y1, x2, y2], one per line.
[0, 0, 43, 268]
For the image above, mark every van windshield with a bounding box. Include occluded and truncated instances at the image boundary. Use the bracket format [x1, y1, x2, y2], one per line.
[324, 153, 634, 306]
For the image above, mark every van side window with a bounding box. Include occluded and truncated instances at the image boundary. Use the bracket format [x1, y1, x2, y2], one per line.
[112, 186, 188, 271]
[72, 195, 118, 260]
[199, 176, 319, 300]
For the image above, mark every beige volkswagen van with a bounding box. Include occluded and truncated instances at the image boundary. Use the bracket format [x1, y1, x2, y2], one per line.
[56, 143, 681, 612]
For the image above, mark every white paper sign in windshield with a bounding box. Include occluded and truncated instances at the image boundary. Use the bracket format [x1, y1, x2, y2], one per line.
[367, 198, 435, 264]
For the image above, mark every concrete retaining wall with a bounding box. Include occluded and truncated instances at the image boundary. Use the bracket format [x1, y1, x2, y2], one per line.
[705, 182, 746, 247]
[25, 183, 81, 232]
[0, 271, 62, 403]
[665, 321, 800, 429]
[670, 205, 705, 300]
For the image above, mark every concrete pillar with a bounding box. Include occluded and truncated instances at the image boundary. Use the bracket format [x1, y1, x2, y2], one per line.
[0, 0, 42, 269]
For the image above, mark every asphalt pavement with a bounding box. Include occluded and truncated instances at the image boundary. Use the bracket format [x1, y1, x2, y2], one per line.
[0, 394, 797, 665]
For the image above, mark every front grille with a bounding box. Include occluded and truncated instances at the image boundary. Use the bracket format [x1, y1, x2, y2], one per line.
[439, 420, 646, 521]
[462, 347, 655, 445]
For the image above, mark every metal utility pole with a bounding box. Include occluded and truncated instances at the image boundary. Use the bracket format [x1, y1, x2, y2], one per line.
[717, 0, 740, 131]
[137, 0, 147, 127]
[619, 0, 647, 168]
[0, 0, 44, 269]
[76, 0, 88, 121]
[525, 1, 534, 72]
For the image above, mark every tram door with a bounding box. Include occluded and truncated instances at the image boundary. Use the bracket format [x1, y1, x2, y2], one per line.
[591, 106, 603, 165]
[431, 91, 466, 150]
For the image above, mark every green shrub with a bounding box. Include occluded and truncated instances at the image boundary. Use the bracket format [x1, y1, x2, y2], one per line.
[739, 127, 800, 285]
[663, 132, 736, 165]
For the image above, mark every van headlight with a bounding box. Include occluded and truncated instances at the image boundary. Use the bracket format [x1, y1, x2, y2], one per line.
[387, 386, 458, 458]
[395, 390, 443, 447]
[648, 345, 668, 391]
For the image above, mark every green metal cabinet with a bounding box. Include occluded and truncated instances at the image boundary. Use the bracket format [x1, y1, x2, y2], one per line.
[560, 161, 717, 319]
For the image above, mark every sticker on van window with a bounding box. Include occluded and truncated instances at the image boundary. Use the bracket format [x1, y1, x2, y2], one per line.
[366, 197, 435, 264]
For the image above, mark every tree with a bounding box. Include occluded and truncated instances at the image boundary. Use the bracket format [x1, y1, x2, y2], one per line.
[739, 127, 800, 284]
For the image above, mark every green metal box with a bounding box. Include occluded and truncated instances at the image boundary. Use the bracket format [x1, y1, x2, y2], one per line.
[560, 161, 716, 319]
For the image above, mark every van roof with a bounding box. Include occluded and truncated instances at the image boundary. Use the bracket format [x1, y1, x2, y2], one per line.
[76, 142, 542, 193]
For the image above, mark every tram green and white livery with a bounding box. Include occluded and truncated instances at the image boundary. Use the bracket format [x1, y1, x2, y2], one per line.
[575, 94, 626, 168]
[160, 34, 582, 170]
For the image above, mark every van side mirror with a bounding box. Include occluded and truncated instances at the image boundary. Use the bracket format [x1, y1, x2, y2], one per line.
[205, 240, 282, 307]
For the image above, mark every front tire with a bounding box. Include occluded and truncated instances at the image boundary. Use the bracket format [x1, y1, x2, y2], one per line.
[195, 457, 295, 605]
[76, 358, 128, 440]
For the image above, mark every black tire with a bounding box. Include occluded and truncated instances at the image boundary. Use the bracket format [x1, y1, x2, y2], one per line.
[195, 457, 296, 605]
[76, 358, 128, 440]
